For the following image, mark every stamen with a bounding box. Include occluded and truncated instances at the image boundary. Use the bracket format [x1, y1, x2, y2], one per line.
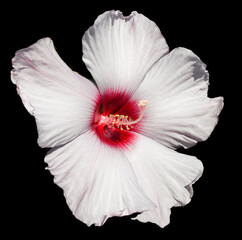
[99, 100, 148, 131]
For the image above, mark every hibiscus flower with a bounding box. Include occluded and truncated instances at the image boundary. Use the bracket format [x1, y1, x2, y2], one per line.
[11, 10, 224, 228]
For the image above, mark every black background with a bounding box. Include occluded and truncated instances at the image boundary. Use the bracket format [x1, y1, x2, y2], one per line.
[3, 1, 235, 238]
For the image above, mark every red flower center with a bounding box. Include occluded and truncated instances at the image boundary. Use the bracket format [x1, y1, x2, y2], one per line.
[91, 90, 147, 149]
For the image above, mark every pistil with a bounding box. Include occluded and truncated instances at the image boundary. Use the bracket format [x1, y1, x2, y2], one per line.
[99, 100, 148, 131]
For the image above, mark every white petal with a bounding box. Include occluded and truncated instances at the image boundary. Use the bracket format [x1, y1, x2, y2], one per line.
[132, 47, 224, 149]
[123, 134, 203, 227]
[11, 38, 100, 148]
[82, 10, 169, 97]
[45, 130, 156, 226]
